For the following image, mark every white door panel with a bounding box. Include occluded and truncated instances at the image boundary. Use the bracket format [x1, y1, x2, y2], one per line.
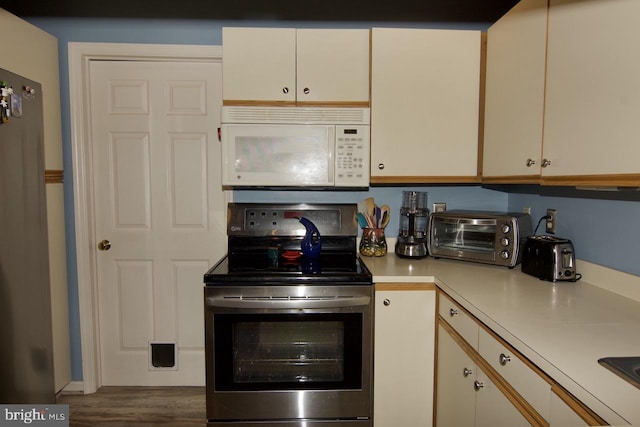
[90, 60, 226, 386]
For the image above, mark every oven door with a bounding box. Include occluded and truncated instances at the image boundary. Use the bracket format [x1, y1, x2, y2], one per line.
[205, 285, 372, 423]
[429, 216, 499, 263]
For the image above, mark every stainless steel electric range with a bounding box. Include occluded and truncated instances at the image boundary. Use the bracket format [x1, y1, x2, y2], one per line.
[203, 203, 373, 427]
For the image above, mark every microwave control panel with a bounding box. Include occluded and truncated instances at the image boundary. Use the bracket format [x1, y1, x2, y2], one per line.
[335, 125, 370, 187]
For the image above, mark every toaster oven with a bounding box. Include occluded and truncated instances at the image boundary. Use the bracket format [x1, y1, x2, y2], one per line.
[427, 211, 533, 268]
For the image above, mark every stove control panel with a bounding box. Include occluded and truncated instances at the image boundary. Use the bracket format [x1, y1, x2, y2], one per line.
[227, 203, 358, 236]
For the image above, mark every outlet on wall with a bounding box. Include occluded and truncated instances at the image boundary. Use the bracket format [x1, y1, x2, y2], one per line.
[546, 209, 557, 234]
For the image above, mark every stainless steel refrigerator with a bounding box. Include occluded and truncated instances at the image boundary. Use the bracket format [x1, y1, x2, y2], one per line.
[0, 67, 55, 403]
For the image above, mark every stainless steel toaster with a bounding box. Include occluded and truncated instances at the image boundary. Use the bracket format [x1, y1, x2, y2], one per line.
[521, 235, 577, 282]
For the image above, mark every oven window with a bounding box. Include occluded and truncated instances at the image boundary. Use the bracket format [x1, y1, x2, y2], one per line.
[432, 220, 497, 253]
[214, 313, 363, 391]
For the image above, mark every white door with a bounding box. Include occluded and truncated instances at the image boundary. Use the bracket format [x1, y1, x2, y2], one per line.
[89, 60, 226, 386]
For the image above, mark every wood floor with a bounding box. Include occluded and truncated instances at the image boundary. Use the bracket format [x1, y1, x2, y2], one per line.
[57, 386, 206, 426]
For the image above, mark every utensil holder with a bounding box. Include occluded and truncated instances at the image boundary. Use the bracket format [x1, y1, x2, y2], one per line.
[359, 228, 387, 257]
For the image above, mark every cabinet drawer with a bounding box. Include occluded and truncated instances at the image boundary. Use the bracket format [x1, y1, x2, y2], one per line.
[438, 292, 478, 349]
[478, 326, 551, 420]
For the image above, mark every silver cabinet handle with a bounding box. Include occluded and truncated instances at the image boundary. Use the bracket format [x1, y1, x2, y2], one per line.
[499, 353, 511, 366]
[463, 368, 473, 377]
[526, 158, 536, 167]
[474, 380, 484, 391]
[541, 158, 552, 168]
[449, 308, 458, 317]
[282, 87, 289, 94]
[383, 299, 391, 306]
[378, 163, 385, 170]
[303, 87, 310, 95]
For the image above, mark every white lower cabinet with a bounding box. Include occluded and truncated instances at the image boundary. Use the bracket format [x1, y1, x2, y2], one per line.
[374, 285, 436, 427]
[550, 391, 589, 427]
[436, 291, 609, 427]
[436, 324, 530, 427]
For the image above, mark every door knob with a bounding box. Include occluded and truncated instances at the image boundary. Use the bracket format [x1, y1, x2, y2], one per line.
[98, 239, 111, 251]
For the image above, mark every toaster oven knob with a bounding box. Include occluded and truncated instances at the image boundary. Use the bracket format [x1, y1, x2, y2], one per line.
[500, 237, 510, 247]
[501, 224, 511, 234]
[500, 250, 510, 260]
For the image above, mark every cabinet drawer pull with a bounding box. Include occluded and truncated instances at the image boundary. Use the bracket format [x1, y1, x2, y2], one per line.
[499, 353, 511, 366]
[541, 158, 552, 168]
[378, 163, 385, 170]
[383, 299, 390, 306]
[526, 158, 536, 167]
[282, 87, 289, 94]
[463, 368, 473, 377]
[474, 380, 484, 391]
[303, 87, 310, 95]
[449, 308, 458, 317]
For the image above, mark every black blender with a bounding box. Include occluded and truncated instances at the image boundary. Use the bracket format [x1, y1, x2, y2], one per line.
[395, 191, 429, 258]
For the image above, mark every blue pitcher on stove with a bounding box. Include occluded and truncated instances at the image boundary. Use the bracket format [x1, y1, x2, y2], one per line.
[298, 217, 322, 259]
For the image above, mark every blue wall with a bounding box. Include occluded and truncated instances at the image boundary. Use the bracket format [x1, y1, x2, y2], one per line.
[507, 187, 640, 277]
[25, 17, 640, 382]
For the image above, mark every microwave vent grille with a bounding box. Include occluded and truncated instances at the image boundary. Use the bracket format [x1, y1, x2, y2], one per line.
[222, 106, 370, 125]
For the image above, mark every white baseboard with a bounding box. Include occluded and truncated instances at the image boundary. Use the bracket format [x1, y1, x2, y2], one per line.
[61, 380, 85, 395]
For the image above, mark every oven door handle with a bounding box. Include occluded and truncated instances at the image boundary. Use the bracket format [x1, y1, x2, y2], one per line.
[206, 296, 371, 309]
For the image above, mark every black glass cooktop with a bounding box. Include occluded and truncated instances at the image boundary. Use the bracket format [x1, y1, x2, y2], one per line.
[204, 252, 372, 285]
[204, 236, 372, 285]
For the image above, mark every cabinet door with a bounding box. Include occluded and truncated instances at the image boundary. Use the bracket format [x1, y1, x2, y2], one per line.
[296, 29, 370, 104]
[436, 325, 476, 427]
[549, 391, 589, 427]
[474, 368, 531, 427]
[544, 0, 640, 177]
[482, 0, 548, 180]
[478, 327, 551, 420]
[222, 27, 296, 103]
[371, 28, 481, 182]
[374, 290, 435, 427]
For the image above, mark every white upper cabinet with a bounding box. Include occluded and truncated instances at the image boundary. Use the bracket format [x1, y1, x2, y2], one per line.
[482, 0, 548, 181]
[296, 29, 370, 104]
[222, 27, 370, 105]
[371, 28, 481, 183]
[543, 0, 640, 180]
[484, 0, 640, 186]
[222, 27, 297, 103]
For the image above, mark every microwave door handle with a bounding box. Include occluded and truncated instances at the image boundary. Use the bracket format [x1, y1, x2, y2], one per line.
[206, 295, 371, 309]
[328, 126, 335, 185]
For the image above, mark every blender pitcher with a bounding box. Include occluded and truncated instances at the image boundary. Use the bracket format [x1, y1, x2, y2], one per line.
[395, 191, 429, 258]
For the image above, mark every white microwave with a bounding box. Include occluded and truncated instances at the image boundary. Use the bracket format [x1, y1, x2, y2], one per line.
[220, 106, 370, 188]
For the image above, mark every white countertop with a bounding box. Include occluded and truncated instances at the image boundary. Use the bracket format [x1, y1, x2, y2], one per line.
[361, 254, 640, 426]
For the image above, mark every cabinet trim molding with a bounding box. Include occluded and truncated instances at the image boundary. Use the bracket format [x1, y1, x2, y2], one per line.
[45, 169, 64, 184]
[371, 175, 482, 185]
[375, 282, 436, 291]
[222, 100, 370, 108]
[542, 173, 640, 187]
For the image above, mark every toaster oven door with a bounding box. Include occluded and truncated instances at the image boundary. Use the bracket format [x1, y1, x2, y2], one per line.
[429, 217, 500, 264]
